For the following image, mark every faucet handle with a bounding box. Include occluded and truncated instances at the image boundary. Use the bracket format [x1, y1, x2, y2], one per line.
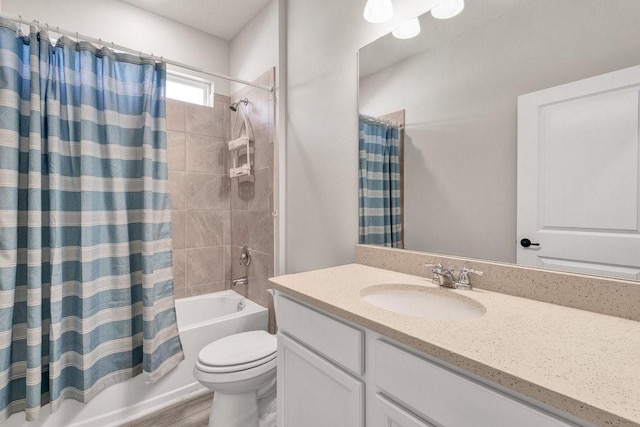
[458, 267, 484, 280]
[425, 263, 443, 285]
[456, 267, 484, 289]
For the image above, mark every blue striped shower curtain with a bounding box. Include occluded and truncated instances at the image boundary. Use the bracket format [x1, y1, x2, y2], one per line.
[359, 117, 403, 248]
[0, 19, 183, 421]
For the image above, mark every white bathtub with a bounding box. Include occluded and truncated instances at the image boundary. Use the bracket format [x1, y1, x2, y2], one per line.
[4, 290, 268, 427]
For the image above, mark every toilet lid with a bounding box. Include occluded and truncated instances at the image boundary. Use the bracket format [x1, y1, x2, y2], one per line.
[195, 352, 276, 374]
[198, 330, 276, 368]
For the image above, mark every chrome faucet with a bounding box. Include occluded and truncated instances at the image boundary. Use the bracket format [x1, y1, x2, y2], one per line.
[426, 263, 483, 290]
[455, 267, 484, 290]
[429, 263, 457, 288]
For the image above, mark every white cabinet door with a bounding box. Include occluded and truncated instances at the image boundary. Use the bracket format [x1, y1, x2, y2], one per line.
[375, 394, 435, 427]
[517, 64, 640, 280]
[277, 332, 364, 427]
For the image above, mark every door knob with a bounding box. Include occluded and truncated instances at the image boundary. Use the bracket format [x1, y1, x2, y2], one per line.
[520, 238, 540, 248]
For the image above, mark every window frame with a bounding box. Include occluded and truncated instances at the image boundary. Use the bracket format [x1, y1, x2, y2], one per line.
[166, 70, 214, 107]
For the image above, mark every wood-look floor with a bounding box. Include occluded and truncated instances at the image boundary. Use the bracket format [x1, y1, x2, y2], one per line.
[122, 392, 213, 427]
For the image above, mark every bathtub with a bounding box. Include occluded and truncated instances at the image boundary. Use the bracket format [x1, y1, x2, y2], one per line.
[4, 290, 268, 427]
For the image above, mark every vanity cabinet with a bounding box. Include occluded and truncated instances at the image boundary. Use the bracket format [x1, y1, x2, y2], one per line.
[274, 292, 582, 427]
[276, 295, 365, 427]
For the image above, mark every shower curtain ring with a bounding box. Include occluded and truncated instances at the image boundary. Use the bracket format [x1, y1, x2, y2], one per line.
[15, 16, 22, 36]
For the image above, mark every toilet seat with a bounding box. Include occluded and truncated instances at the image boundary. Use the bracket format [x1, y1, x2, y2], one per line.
[197, 330, 277, 373]
[196, 352, 277, 373]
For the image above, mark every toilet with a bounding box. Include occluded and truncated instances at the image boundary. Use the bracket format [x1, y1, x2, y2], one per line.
[193, 330, 277, 427]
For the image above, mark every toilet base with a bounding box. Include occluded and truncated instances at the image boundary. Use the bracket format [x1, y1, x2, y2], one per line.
[209, 391, 259, 427]
[258, 389, 277, 427]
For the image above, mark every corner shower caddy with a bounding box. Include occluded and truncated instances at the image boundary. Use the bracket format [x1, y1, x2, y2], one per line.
[229, 98, 254, 182]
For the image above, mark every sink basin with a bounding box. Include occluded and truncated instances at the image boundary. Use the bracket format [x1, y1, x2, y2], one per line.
[361, 284, 486, 321]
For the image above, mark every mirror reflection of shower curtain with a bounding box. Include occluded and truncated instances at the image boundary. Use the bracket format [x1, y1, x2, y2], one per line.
[358, 116, 403, 248]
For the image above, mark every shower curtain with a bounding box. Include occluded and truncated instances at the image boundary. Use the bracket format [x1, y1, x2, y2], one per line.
[358, 116, 403, 248]
[0, 19, 183, 422]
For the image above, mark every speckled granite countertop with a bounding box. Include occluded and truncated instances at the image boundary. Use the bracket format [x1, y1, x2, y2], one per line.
[269, 264, 640, 427]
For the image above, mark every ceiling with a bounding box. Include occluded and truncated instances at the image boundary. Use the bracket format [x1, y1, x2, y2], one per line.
[119, 0, 271, 41]
[359, 0, 533, 78]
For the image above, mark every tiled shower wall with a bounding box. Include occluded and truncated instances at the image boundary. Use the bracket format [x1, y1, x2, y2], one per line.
[229, 69, 275, 329]
[166, 68, 275, 330]
[167, 94, 231, 299]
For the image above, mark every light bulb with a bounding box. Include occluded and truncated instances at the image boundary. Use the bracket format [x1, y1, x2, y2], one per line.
[392, 18, 421, 39]
[431, 0, 464, 19]
[363, 0, 394, 24]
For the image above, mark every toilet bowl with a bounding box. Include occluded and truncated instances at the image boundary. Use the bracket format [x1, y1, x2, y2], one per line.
[193, 330, 277, 427]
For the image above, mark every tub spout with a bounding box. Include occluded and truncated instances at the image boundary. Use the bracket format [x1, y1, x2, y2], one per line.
[232, 276, 248, 287]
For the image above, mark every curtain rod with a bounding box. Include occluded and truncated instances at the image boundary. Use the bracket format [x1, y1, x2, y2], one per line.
[0, 12, 273, 93]
[360, 114, 404, 129]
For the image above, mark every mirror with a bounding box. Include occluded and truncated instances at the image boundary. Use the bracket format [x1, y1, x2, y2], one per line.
[358, 0, 640, 280]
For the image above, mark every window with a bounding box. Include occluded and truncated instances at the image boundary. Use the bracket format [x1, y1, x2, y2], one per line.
[166, 71, 213, 106]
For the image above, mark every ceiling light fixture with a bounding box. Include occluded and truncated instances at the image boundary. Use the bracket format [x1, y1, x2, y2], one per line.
[431, 0, 464, 19]
[363, 0, 394, 24]
[392, 17, 421, 39]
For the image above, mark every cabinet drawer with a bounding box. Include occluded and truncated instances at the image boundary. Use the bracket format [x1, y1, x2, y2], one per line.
[276, 295, 364, 375]
[375, 340, 575, 427]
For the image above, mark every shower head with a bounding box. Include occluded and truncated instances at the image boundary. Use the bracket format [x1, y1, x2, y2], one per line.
[229, 98, 249, 112]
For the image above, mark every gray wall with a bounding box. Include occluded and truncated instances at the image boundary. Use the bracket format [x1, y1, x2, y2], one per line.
[359, 0, 640, 263]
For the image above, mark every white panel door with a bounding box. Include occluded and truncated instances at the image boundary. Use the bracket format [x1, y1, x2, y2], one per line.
[517, 64, 640, 280]
[277, 332, 364, 427]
